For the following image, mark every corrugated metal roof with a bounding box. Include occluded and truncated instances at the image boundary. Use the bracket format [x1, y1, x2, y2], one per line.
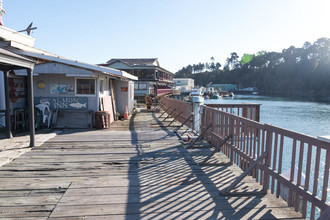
[0, 47, 34, 63]
[18, 51, 138, 81]
[0, 47, 35, 69]
[103, 58, 174, 75]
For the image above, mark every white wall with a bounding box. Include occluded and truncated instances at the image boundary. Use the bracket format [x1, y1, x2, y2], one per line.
[113, 80, 135, 116]
[173, 78, 194, 91]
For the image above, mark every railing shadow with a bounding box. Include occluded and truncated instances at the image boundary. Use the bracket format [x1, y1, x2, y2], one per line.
[124, 110, 287, 219]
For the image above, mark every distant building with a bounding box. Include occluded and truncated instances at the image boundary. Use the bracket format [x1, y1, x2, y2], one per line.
[173, 78, 194, 91]
[208, 84, 237, 91]
[101, 58, 174, 103]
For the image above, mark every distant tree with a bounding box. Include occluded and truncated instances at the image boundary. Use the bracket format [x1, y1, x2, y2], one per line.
[205, 62, 210, 71]
[198, 62, 205, 72]
[226, 52, 240, 70]
[303, 41, 312, 49]
[223, 64, 229, 71]
[210, 62, 215, 71]
[192, 64, 197, 73]
[215, 62, 221, 70]
[175, 38, 330, 98]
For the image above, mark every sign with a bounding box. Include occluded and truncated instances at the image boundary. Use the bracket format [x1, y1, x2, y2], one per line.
[35, 97, 88, 110]
[50, 84, 71, 94]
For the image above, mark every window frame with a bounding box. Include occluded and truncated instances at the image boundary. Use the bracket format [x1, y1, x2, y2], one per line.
[134, 83, 148, 90]
[75, 78, 96, 96]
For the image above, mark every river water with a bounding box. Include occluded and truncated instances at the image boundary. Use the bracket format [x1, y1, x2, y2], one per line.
[205, 95, 330, 138]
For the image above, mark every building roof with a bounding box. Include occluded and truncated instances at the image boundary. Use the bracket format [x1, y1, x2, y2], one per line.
[0, 26, 137, 81]
[106, 58, 159, 67]
[173, 78, 194, 80]
[103, 58, 174, 76]
[0, 47, 35, 70]
[17, 51, 138, 80]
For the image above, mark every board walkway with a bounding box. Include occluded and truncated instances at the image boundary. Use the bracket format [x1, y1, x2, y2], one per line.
[0, 110, 305, 219]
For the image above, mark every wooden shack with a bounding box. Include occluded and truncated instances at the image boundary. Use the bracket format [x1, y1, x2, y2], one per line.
[0, 26, 137, 129]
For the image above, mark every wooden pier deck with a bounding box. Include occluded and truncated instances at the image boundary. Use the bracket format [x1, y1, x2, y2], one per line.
[0, 110, 304, 219]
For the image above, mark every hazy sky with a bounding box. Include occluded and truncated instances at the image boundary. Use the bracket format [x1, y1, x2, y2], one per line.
[2, 0, 330, 73]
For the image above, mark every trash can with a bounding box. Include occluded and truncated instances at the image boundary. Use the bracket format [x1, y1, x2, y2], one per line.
[95, 111, 110, 129]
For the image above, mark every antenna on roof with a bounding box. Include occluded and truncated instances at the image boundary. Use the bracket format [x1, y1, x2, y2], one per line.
[18, 22, 37, 35]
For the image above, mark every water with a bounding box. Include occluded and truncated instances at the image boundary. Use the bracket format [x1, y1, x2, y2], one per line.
[205, 95, 330, 138]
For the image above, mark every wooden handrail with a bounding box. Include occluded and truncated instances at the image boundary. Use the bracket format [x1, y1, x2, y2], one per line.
[160, 97, 330, 219]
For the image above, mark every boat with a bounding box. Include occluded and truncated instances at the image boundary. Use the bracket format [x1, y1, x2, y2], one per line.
[211, 92, 221, 99]
[229, 92, 235, 97]
[210, 92, 222, 99]
[189, 89, 204, 103]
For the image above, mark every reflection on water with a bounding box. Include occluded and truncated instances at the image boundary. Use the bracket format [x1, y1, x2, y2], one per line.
[205, 95, 330, 137]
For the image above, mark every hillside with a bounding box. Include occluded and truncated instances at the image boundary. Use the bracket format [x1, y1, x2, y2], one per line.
[175, 38, 330, 99]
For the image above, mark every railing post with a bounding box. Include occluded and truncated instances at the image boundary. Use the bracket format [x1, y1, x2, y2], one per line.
[229, 117, 234, 164]
[192, 99, 203, 133]
[27, 68, 35, 147]
[263, 126, 273, 193]
[242, 106, 247, 119]
[3, 70, 12, 138]
[255, 105, 260, 122]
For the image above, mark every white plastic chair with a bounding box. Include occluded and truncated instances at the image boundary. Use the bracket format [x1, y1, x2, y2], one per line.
[35, 103, 52, 128]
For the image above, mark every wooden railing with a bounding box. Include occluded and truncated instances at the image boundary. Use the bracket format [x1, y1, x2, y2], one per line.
[159, 98, 329, 219]
[200, 105, 330, 220]
[159, 97, 193, 129]
[205, 103, 261, 122]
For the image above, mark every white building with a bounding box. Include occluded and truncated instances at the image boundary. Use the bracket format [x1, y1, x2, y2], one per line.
[173, 78, 194, 92]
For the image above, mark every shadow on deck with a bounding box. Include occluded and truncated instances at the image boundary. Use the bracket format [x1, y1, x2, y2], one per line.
[124, 111, 303, 219]
[0, 110, 304, 219]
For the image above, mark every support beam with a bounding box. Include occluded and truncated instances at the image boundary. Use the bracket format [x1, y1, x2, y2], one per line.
[3, 70, 12, 138]
[173, 114, 193, 133]
[27, 68, 35, 147]
[220, 151, 268, 196]
[199, 134, 232, 165]
[162, 108, 176, 122]
[318, 206, 330, 220]
[187, 122, 212, 149]
[155, 102, 164, 110]
[180, 127, 191, 136]
[158, 106, 170, 118]
[167, 111, 182, 127]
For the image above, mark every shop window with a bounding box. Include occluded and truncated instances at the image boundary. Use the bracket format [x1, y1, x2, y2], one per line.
[134, 83, 147, 90]
[76, 78, 95, 95]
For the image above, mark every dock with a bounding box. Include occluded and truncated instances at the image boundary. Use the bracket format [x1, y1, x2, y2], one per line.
[0, 110, 304, 219]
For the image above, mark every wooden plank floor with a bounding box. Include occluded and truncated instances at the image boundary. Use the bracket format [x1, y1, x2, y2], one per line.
[0, 110, 305, 219]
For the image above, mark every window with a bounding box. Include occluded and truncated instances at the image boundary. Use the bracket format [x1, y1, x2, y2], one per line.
[134, 83, 147, 90]
[76, 78, 95, 95]
[139, 83, 147, 90]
